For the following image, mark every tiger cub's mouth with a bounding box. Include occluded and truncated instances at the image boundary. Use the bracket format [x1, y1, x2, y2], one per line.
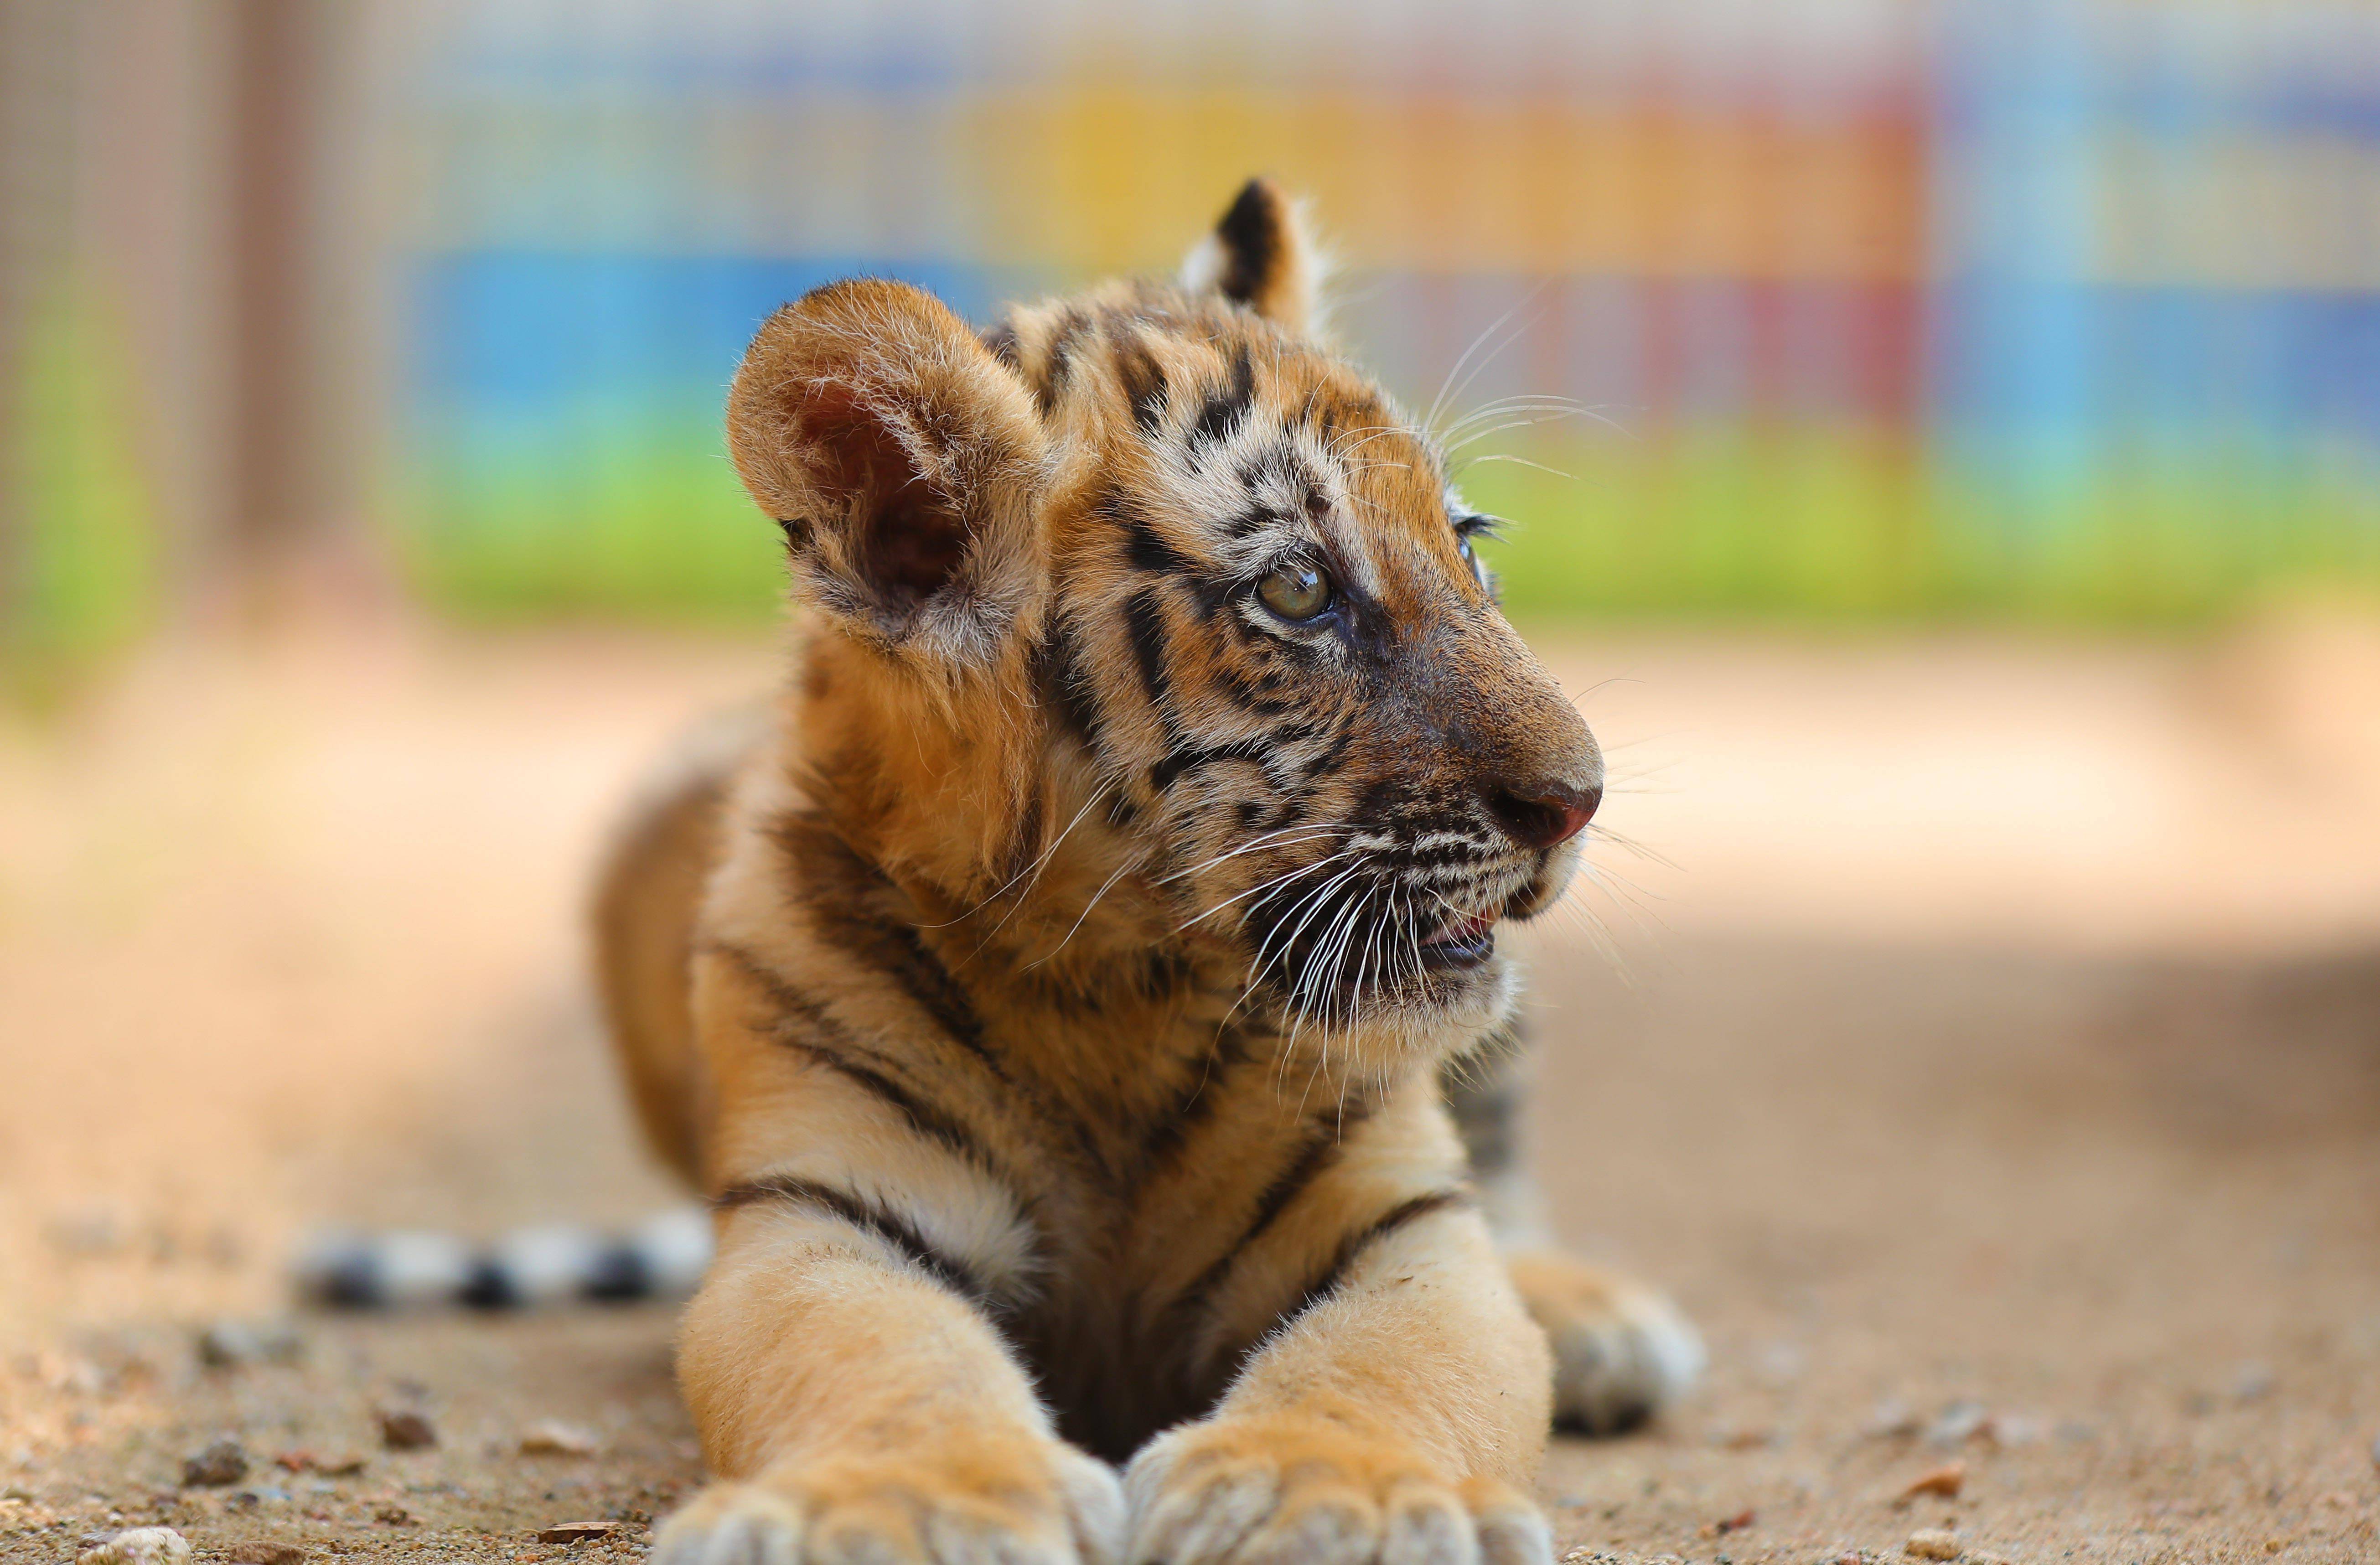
[1418, 908, 1498, 970]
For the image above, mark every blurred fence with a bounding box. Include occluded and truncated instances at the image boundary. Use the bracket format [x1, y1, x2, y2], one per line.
[5, 0, 2379, 678]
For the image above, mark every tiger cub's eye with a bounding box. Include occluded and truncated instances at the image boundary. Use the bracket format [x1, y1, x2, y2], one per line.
[1256, 563, 1333, 622]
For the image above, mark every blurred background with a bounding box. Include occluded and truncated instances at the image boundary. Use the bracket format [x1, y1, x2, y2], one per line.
[3, 4, 2379, 1562]
[7, 0, 2380, 681]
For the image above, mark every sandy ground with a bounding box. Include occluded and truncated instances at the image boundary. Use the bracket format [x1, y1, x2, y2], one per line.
[2, 617, 2378, 1565]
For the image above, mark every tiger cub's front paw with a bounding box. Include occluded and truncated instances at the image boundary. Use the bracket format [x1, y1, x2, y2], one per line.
[1124, 1415, 1551, 1565]
[1506, 1250, 1703, 1436]
[654, 1435, 1125, 1565]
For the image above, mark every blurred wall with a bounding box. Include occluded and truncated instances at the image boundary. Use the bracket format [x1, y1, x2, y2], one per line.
[1, 0, 398, 692]
[5, 0, 2379, 677]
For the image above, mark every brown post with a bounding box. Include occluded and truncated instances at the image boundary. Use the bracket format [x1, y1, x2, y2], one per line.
[219, 0, 374, 621]
[0, 0, 80, 643]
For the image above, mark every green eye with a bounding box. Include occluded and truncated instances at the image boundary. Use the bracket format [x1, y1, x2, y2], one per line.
[1256, 563, 1333, 622]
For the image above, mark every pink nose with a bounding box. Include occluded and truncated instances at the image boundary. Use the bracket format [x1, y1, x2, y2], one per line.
[1487, 780, 1599, 850]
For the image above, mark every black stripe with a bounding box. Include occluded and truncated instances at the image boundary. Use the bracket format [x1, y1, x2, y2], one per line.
[714, 1175, 994, 1308]
[1210, 660, 1294, 717]
[1194, 343, 1256, 447]
[758, 812, 1112, 1187]
[707, 943, 1014, 1185]
[980, 320, 1021, 371]
[1225, 502, 1276, 541]
[1238, 1189, 1470, 1368]
[1131, 1022, 1256, 1182]
[1125, 516, 1200, 578]
[1124, 590, 1171, 708]
[1038, 309, 1089, 416]
[1216, 180, 1280, 306]
[1038, 627, 1106, 746]
[1117, 333, 1169, 436]
[1167, 1093, 1379, 1329]
[1149, 732, 1275, 794]
[769, 815, 991, 1061]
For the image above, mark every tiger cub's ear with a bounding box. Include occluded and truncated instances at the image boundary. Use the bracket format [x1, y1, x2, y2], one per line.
[1180, 176, 1325, 336]
[727, 278, 1049, 664]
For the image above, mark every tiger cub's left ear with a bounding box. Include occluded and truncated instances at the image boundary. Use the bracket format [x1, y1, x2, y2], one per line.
[727, 278, 1049, 667]
[1180, 176, 1325, 336]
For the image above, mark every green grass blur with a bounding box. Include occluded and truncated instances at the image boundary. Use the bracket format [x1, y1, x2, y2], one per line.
[7, 288, 160, 706]
[387, 426, 2380, 629]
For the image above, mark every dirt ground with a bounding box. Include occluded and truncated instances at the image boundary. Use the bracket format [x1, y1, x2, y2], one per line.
[3, 617, 2378, 1565]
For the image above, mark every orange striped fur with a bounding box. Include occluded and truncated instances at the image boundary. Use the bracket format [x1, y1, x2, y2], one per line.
[600, 180, 1698, 1565]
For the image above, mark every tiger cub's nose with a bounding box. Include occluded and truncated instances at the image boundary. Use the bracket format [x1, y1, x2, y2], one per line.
[1486, 779, 1600, 850]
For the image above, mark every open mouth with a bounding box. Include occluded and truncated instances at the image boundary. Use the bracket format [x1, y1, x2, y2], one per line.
[1418, 909, 1498, 970]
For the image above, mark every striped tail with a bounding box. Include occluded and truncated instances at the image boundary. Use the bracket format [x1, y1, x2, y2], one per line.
[293, 1208, 711, 1310]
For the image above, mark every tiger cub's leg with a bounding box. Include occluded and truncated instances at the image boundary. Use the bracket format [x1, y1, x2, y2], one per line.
[1125, 1084, 1555, 1565]
[661, 1199, 1124, 1565]
[1443, 1025, 1704, 1435]
[654, 954, 1123, 1565]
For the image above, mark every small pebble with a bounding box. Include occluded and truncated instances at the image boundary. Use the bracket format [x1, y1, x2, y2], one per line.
[181, 1439, 249, 1487]
[1983, 1412, 2044, 1448]
[1904, 1529, 1961, 1561]
[1967, 1552, 2015, 1565]
[1900, 1461, 1966, 1500]
[538, 1520, 625, 1544]
[2232, 1362, 2275, 1403]
[378, 1408, 437, 1451]
[76, 1527, 190, 1565]
[226, 1544, 310, 1565]
[46, 1209, 128, 1258]
[1926, 1401, 1988, 1447]
[519, 1420, 600, 1457]
[195, 1320, 304, 1370]
[1863, 1399, 1921, 1440]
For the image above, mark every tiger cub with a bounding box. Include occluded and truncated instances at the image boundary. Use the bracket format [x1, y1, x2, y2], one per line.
[598, 179, 1700, 1565]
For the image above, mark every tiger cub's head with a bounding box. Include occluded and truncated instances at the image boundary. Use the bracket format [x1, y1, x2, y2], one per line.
[728, 180, 1599, 1057]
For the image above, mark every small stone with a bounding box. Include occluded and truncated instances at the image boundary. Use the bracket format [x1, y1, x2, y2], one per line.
[46, 1208, 128, 1258]
[1904, 1529, 1961, 1561]
[2232, 1362, 2275, 1402]
[181, 1439, 249, 1487]
[518, 1420, 600, 1457]
[1900, 1461, 1966, 1500]
[373, 1504, 414, 1526]
[1966, 1551, 2015, 1565]
[1982, 1412, 2044, 1448]
[226, 1544, 310, 1565]
[1925, 1401, 1988, 1447]
[76, 1527, 191, 1565]
[538, 1520, 624, 1544]
[377, 1408, 436, 1451]
[195, 1321, 259, 1368]
[1863, 1399, 1921, 1440]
